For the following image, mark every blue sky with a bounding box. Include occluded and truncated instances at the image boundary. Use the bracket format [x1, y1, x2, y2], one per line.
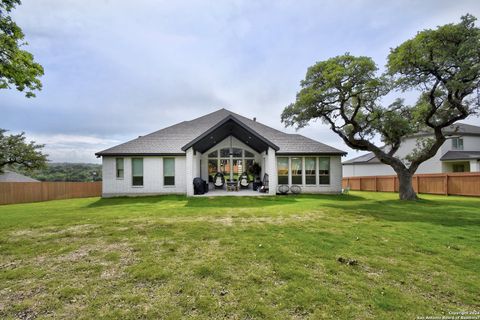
[2, 0, 480, 163]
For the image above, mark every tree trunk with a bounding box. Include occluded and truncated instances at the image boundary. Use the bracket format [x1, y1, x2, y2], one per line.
[396, 171, 417, 200]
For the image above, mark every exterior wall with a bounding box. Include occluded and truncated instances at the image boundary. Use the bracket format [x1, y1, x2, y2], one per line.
[267, 147, 277, 195]
[275, 155, 342, 194]
[102, 156, 186, 197]
[343, 135, 480, 177]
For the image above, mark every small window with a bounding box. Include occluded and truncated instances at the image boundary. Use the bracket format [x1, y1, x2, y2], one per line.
[115, 158, 124, 179]
[220, 148, 230, 157]
[208, 150, 218, 158]
[244, 150, 254, 158]
[132, 158, 143, 186]
[319, 157, 330, 184]
[231, 148, 242, 157]
[291, 157, 303, 184]
[163, 158, 175, 186]
[277, 157, 289, 185]
[305, 157, 316, 185]
[452, 164, 465, 172]
[452, 137, 464, 150]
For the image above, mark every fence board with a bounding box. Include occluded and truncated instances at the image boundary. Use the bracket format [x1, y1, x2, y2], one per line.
[343, 173, 480, 197]
[0, 182, 102, 205]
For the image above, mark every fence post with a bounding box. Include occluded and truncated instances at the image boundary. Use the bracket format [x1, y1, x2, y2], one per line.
[374, 176, 377, 192]
[444, 174, 449, 196]
[415, 175, 419, 194]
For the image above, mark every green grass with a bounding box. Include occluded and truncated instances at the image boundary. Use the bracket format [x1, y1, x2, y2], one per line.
[0, 192, 479, 319]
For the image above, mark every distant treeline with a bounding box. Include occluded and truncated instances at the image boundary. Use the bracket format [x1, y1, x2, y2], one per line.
[18, 163, 102, 182]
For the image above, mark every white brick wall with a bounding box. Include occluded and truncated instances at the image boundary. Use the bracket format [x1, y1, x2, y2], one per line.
[102, 156, 186, 197]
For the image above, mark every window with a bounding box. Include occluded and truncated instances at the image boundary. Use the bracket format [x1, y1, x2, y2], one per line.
[244, 150, 254, 158]
[115, 158, 124, 179]
[231, 148, 242, 157]
[291, 157, 303, 184]
[208, 159, 218, 175]
[163, 158, 175, 186]
[220, 148, 230, 157]
[305, 157, 316, 185]
[208, 150, 218, 158]
[132, 158, 143, 186]
[319, 157, 330, 184]
[277, 157, 288, 184]
[452, 137, 464, 150]
[220, 159, 229, 176]
[453, 164, 465, 172]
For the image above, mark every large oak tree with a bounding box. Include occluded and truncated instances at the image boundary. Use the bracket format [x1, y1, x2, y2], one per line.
[0, 0, 46, 172]
[282, 15, 480, 200]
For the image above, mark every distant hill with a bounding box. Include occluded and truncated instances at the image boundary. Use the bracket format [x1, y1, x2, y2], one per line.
[16, 163, 102, 182]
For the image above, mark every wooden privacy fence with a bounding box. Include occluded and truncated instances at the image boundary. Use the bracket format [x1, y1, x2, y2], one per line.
[0, 182, 102, 205]
[342, 172, 480, 197]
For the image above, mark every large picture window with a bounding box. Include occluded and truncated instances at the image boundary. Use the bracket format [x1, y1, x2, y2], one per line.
[163, 158, 175, 186]
[305, 157, 316, 185]
[291, 157, 303, 184]
[132, 158, 143, 186]
[319, 157, 330, 185]
[277, 157, 289, 184]
[115, 158, 124, 179]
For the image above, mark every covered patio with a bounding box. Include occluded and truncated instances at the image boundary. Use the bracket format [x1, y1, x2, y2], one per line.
[183, 115, 278, 196]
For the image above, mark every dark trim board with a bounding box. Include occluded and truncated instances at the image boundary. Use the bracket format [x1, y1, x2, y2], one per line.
[95, 153, 186, 157]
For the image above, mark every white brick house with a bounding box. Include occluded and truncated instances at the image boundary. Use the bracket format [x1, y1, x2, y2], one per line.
[96, 109, 346, 196]
[343, 123, 480, 177]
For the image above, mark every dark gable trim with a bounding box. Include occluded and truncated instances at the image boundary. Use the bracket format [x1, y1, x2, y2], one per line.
[181, 115, 279, 152]
[95, 153, 185, 157]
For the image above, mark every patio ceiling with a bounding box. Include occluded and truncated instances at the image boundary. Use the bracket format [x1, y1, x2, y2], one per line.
[182, 116, 278, 154]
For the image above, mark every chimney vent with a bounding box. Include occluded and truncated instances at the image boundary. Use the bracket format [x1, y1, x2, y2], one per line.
[253, 117, 256, 122]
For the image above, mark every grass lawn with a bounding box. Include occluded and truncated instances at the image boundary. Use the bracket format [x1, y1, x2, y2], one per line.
[0, 192, 479, 319]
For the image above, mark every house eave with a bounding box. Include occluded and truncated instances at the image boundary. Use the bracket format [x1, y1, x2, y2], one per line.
[95, 152, 186, 157]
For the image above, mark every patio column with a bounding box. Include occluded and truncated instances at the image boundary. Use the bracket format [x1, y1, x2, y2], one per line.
[186, 147, 194, 196]
[266, 147, 277, 195]
[470, 159, 480, 172]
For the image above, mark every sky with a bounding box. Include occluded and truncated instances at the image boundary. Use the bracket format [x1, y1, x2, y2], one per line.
[2, 0, 480, 163]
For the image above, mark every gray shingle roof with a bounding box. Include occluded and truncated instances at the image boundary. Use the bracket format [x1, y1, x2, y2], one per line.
[440, 151, 480, 161]
[96, 108, 346, 156]
[0, 170, 40, 182]
[342, 152, 380, 165]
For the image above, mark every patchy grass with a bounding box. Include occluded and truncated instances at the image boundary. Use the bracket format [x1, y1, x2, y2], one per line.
[0, 192, 479, 319]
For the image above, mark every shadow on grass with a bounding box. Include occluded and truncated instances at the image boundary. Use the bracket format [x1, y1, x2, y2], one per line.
[322, 197, 480, 227]
[86, 195, 187, 208]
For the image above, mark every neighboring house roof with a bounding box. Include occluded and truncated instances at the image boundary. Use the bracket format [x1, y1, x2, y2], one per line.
[342, 152, 382, 165]
[0, 170, 40, 182]
[343, 122, 480, 165]
[412, 123, 480, 137]
[96, 108, 346, 156]
[440, 151, 480, 161]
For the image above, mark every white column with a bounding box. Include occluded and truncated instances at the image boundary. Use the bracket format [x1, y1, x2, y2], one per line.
[186, 148, 194, 196]
[267, 147, 277, 195]
[470, 159, 480, 172]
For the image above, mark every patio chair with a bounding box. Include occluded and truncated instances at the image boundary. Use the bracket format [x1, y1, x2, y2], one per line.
[277, 184, 289, 195]
[213, 172, 225, 189]
[239, 172, 250, 189]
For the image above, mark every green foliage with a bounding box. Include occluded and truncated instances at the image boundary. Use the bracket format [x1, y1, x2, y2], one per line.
[0, 0, 43, 97]
[19, 162, 102, 182]
[282, 15, 480, 199]
[0, 129, 47, 173]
